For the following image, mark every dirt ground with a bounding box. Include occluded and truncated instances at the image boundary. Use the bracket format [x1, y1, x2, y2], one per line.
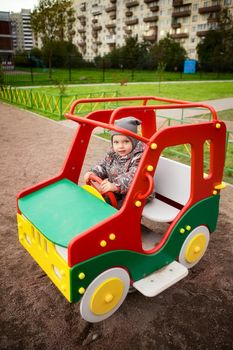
[0, 103, 233, 350]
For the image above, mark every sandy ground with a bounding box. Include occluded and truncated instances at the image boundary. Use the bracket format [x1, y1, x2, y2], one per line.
[0, 103, 233, 350]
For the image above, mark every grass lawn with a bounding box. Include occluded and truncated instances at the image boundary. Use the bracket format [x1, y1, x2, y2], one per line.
[34, 81, 233, 102]
[4, 68, 233, 86]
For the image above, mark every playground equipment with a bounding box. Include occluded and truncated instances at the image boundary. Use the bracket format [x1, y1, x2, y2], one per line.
[17, 96, 226, 322]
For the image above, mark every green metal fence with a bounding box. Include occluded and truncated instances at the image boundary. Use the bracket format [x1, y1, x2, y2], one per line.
[0, 86, 119, 119]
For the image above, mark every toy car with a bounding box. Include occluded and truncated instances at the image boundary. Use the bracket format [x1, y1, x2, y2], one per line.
[17, 96, 226, 322]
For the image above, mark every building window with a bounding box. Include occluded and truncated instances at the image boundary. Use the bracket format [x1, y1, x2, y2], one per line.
[193, 4, 198, 11]
[192, 15, 197, 22]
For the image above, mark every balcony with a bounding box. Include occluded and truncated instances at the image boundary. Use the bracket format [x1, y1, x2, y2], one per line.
[125, 18, 139, 25]
[77, 15, 85, 21]
[126, 11, 133, 17]
[124, 28, 132, 35]
[80, 3, 86, 11]
[105, 34, 116, 44]
[80, 19, 86, 26]
[172, 22, 181, 29]
[105, 23, 116, 29]
[207, 15, 219, 24]
[92, 6, 102, 15]
[92, 25, 102, 31]
[110, 0, 116, 3]
[144, 0, 158, 3]
[143, 33, 157, 41]
[78, 42, 86, 47]
[172, 10, 191, 18]
[150, 5, 159, 12]
[92, 31, 98, 38]
[172, 0, 183, 6]
[196, 30, 211, 37]
[170, 33, 188, 39]
[143, 15, 158, 23]
[78, 28, 86, 34]
[110, 13, 116, 20]
[106, 5, 116, 13]
[198, 5, 221, 15]
[126, 1, 139, 9]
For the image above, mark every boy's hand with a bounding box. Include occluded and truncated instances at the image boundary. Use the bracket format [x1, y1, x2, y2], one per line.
[84, 171, 93, 183]
[100, 179, 118, 193]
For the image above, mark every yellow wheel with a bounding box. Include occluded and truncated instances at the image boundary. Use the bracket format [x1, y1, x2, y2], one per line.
[80, 268, 130, 322]
[178, 226, 210, 268]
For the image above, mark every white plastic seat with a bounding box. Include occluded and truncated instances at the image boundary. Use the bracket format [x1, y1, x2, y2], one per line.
[142, 198, 180, 222]
[142, 157, 191, 223]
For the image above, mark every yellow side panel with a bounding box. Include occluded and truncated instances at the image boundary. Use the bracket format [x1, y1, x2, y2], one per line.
[17, 213, 71, 302]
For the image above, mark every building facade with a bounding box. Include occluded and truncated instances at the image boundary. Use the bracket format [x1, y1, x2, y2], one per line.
[73, 0, 233, 60]
[0, 11, 14, 60]
[10, 9, 34, 52]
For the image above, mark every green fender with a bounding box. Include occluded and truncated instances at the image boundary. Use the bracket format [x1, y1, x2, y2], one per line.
[70, 195, 220, 302]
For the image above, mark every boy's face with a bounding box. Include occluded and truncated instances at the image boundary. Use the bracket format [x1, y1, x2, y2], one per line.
[112, 135, 133, 156]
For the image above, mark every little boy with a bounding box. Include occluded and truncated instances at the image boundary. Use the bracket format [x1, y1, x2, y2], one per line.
[84, 117, 145, 208]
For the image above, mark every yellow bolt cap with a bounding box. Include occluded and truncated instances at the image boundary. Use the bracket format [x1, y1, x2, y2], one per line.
[147, 165, 154, 172]
[150, 143, 157, 150]
[186, 225, 191, 231]
[180, 228, 185, 234]
[104, 293, 114, 303]
[78, 287, 85, 295]
[109, 233, 116, 240]
[194, 246, 201, 253]
[78, 272, 85, 280]
[100, 240, 107, 247]
[135, 200, 142, 207]
[212, 190, 218, 195]
[215, 123, 221, 129]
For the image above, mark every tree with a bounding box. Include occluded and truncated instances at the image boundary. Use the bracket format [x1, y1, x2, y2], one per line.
[42, 40, 83, 68]
[101, 37, 150, 69]
[197, 8, 233, 72]
[31, 0, 76, 76]
[150, 35, 187, 71]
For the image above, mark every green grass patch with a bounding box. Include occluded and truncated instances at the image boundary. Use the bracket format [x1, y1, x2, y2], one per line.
[96, 132, 111, 141]
[4, 67, 233, 86]
[34, 81, 233, 103]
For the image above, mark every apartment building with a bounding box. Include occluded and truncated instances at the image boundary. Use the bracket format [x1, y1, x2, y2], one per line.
[0, 11, 14, 59]
[73, 0, 233, 60]
[10, 9, 34, 52]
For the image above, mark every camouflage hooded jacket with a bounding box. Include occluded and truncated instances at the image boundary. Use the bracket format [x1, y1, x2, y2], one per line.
[91, 141, 145, 194]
